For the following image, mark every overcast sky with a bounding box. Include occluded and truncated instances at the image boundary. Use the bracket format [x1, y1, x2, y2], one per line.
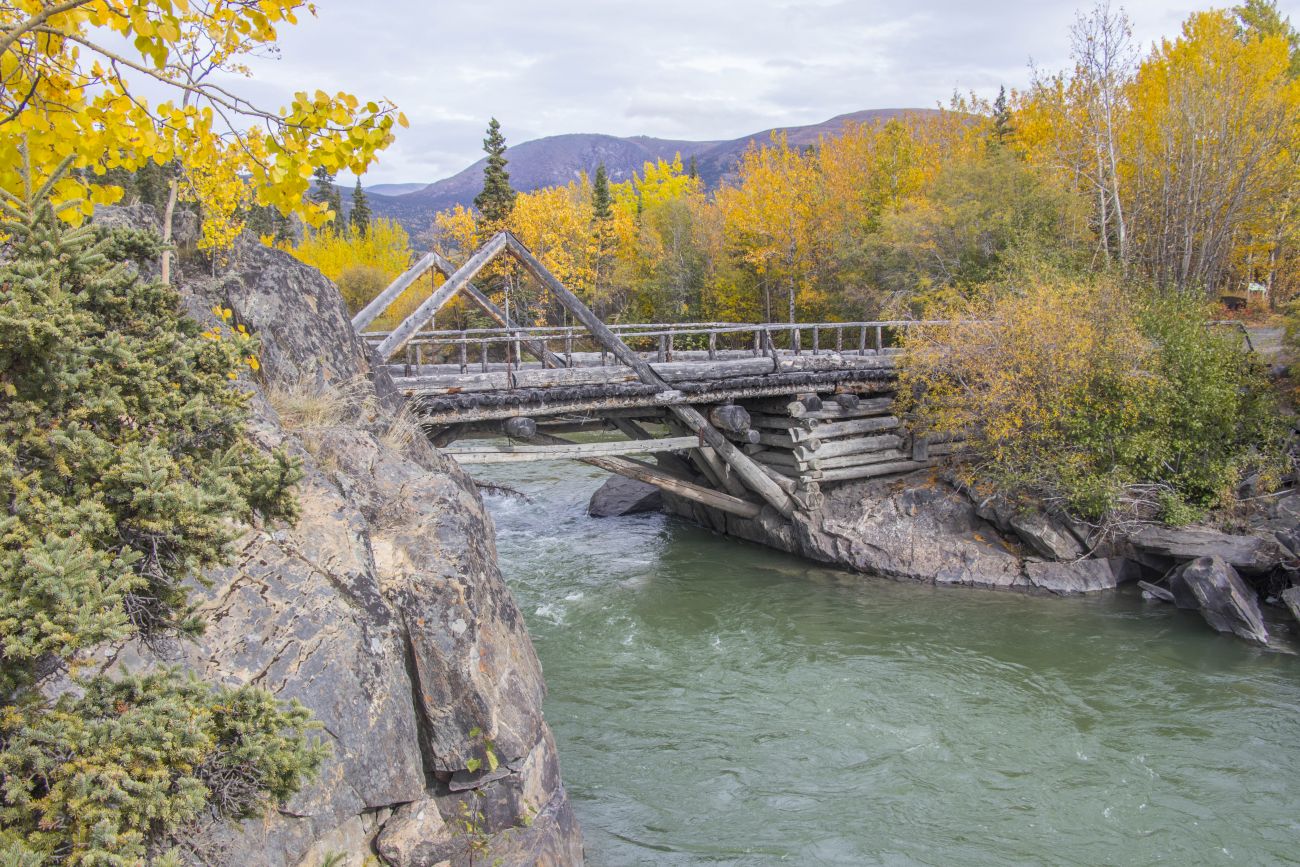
[228, 0, 1296, 185]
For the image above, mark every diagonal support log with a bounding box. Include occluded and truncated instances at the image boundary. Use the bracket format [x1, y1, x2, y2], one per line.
[356, 244, 565, 367]
[503, 232, 797, 517]
[526, 433, 762, 519]
[376, 233, 510, 360]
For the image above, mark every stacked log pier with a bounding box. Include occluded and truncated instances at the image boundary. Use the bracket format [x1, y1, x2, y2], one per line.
[731, 392, 960, 485]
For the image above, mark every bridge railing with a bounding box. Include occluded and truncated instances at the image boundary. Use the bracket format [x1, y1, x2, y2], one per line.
[362, 320, 947, 375]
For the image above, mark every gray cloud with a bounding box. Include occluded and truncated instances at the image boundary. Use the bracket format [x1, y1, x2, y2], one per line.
[220, 0, 1230, 184]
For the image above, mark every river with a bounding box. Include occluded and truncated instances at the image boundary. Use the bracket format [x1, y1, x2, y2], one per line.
[472, 458, 1300, 866]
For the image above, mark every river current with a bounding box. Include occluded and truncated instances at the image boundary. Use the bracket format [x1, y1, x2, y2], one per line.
[472, 459, 1300, 866]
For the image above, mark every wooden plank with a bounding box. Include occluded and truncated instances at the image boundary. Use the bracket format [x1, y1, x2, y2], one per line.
[504, 232, 797, 517]
[448, 435, 699, 464]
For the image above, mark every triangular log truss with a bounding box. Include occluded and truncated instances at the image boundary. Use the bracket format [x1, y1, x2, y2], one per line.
[353, 232, 800, 517]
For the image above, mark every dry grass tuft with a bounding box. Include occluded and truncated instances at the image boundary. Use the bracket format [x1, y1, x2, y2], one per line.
[267, 375, 372, 432]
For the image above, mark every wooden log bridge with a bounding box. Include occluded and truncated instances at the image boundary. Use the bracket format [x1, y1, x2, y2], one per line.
[354, 231, 955, 521]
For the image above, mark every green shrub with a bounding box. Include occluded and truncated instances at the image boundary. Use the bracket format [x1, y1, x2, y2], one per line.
[900, 277, 1286, 523]
[0, 167, 321, 863]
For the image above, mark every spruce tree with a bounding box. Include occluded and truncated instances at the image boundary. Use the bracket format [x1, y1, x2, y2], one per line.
[592, 163, 613, 222]
[991, 86, 1015, 146]
[473, 117, 516, 226]
[311, 165, 345, 230]
[350, 178, 372, 238]
[0, 163, 322, 864]
[687, 154, 699, 180]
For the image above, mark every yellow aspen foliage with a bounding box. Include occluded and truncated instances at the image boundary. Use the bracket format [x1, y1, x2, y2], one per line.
[277, 218, 413, 322]
[0, 1, 407, 248]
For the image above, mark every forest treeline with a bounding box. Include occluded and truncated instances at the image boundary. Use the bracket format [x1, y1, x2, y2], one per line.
[298, 2, 1300, 331]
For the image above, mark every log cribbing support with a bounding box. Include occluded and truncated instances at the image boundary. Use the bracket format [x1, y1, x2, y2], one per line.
[502, 232, 797, 517]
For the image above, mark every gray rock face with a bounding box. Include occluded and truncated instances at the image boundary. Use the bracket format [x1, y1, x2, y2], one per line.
[1024, 558, 1124, 594]
[93, 213, 582, 866]
[1167, 556, 1270, 644]
[1281, 586, 1300, 624]
[1126, 526, 1284, 576]
[588, 476, 663, 517]
[793, 475, 1029, 591]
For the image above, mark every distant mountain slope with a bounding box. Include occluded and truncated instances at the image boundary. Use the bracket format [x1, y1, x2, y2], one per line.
[368, 108, 936, 231]
[363, 182, 428, 197]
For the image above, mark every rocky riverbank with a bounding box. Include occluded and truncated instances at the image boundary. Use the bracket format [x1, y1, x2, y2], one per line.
[92, 208, 583, 866]
[592, 469, 1299, 648]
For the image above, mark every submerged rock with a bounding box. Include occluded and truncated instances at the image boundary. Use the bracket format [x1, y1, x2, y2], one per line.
[588, 475, 663, 517]
[1167, 556, 1269, 644]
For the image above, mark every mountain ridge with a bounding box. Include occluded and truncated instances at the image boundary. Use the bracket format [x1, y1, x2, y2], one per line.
[366, 108, 937, 230]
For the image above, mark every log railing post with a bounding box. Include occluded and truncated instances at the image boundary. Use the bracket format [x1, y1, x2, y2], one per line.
[875, 325, 883, 353]
[480, 337, 489, 373]
[835, 326, 843, 353]
[458, 337, 467, 374]
[858, 325, 867, 356]
[708, 330, 717, 360]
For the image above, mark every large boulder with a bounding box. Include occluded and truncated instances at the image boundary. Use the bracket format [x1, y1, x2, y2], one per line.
[92, 212, 583, 865]
[1024, 558, 1130, 594]
[588, 475, 663, 517]
[794, 473, 1029, 590]
[1167, 556, 1269, 644]
[1126, 526, 1284, 576]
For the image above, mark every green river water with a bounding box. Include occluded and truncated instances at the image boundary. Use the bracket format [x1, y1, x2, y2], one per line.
[473, 459, 1300, 866]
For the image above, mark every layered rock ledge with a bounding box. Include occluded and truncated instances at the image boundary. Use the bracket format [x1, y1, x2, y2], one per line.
[95, 212, 583, 866]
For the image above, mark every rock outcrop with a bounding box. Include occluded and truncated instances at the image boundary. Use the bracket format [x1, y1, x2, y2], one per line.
[96, 221, 582, 866]
[1167, 556, 1270, 644]
[587, 476, 663, 517]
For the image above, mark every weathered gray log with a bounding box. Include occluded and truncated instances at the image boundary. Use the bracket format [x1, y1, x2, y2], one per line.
[694, 445, 750, 498]
[794, 433, 904, 462]
[527, 433, 762, 519]
[376, 233, 511, 359]
[503, 416, 537, 439]
[746, 395, 825, 418]
[911, 434, 931, 461]
[397, 356, 787, 394]
[749, 430, 818, 451]
[834, 394, 860, 410]
[447, 435, 700, 464]
[408, 372, 895, 426]
[708, 404, 752, 434]
[806, 416, 900, 440]
[459, 282, 564, 368]
[801, 397, 894, 420]
[817, 458, 937, 482]
[748, 413, 819, 431]
[503, 232, 796, 517]
[351, 250, 437, 332]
